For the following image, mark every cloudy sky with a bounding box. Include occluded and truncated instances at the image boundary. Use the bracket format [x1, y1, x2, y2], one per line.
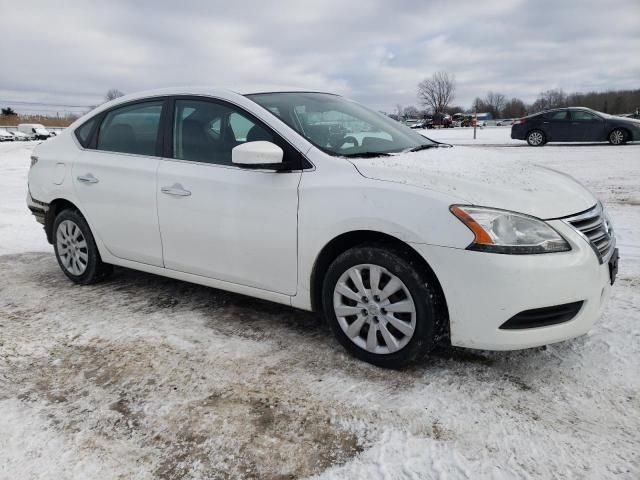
[1, 0, 638, 115]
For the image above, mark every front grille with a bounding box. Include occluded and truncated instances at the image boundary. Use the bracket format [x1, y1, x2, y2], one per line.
[500, 301, 584, 330]
[565, 203, 615, 263]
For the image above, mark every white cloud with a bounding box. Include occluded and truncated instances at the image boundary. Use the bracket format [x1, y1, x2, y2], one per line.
[0, 0, 638, 113]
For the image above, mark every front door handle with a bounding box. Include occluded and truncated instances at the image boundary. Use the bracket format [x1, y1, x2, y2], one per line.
[161, 183, 191, 197]
[77, 173, 99, 184]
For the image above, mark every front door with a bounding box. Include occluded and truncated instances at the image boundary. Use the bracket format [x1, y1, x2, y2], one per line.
[156, 98, 300, 295]
[570, 110, 605, 141]
[72, 100, 165, 266]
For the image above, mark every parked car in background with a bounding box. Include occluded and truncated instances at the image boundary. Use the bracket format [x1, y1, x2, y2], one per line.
[18, 123, 52, 140]
[496, 119, 513, 126]
[404, 119, 425, 129]
[27, 87, 617, 367]
[9, 130, 31, 141]
[512, 107, 640, 146]
[426, 114, 452, 128]
[0, 128, 15, 141]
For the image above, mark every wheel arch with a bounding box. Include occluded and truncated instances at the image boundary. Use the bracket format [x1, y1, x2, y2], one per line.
[310, 230, 450, 341]
[608, 126, 632, 142]
[44, 198, 84, 243]
[527, 128, 548, 142]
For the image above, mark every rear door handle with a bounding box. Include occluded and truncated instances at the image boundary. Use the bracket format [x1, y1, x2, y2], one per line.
[161, 183, 191, 196]
[77, 173, 99, 184]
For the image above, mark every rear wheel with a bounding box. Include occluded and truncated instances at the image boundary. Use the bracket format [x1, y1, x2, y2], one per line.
[608, 128, 627, 145]
[322, 246, 441, 368]
[526, 130, 546, 146]
[53, 209, 113, 284]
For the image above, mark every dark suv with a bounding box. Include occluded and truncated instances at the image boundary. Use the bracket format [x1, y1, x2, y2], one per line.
[511, 107, 640, 146]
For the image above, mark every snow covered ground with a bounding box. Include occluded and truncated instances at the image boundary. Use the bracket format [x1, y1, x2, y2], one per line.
[1, 135, 639, 479]
[420, 125, 525, 145]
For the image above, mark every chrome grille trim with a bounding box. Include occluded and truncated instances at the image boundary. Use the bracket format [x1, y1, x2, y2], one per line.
[563, 203, 615, 264]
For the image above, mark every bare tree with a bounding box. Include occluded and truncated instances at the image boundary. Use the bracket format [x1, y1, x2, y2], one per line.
[105, 89, 125, 102]
[403, 105, 420, 118]
[445, 105, 466, 115]
[472, 97, 489, 114]
[485, 91, 506, 118]
[502, 97, 526, 118]
[417, 72, 456, 115]
[530, 89, 568, 112]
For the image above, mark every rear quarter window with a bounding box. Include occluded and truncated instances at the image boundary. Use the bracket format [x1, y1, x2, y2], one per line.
[75, 117, 98, 148]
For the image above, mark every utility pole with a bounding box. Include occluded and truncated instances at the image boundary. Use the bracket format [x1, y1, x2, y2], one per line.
[473, 101, 477, 140]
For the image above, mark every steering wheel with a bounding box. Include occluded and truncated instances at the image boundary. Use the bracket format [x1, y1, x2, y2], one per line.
[334, 135, 359, 149]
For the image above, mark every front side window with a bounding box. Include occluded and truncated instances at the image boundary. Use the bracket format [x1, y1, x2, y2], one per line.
[97, 101, 163, 156]
[246, 92, 436, 157]
[173, 99, 274, 165]
[571, 110, 599, 121]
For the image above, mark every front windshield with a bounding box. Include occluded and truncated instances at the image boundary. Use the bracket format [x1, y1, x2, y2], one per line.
[246, 92, 436, 157]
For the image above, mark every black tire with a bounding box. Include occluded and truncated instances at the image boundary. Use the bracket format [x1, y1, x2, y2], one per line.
[322, 245, 441, 368]
[608, 128, 627, 145]
[526, 129, 546, 146]
[52, 209, 113, 284]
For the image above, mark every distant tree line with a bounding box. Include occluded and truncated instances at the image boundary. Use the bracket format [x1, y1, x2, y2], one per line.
[399, 72, 640, 120]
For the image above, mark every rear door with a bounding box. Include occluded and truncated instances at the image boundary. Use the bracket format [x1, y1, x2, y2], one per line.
[542, 110, 573, 141]
[72, 99, 166, 266]
[156, 97, 301, 295]
[570, 110, 605, 141]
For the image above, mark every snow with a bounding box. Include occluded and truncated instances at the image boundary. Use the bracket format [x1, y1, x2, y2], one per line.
[1, 134, 639, 479]
[0, 141, 50, 255]
[420, 125, 525, 145]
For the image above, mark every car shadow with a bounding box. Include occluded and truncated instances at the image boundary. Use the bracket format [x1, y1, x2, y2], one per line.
[5, 251, 572, 389]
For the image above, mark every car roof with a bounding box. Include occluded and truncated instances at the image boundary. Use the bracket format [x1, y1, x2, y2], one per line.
[102, 86, 336, 102]
[66, 87, 343, 132]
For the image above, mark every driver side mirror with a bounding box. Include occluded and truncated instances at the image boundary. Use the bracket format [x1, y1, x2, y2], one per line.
[232, 141, 284, 170]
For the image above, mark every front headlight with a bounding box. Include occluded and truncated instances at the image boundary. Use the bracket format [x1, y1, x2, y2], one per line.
[450, 205, 571, 254]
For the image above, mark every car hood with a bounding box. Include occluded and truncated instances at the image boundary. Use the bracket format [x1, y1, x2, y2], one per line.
[349, 146, 596, 219]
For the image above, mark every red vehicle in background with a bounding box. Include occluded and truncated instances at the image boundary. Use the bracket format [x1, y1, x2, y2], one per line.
[426, 113, 453, 128]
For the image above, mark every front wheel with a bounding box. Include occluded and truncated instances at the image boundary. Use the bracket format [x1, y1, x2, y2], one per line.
[526, 129, 546, 146]
[53, 209, 113, 284]
[322, 246, 441, 368]
[608, 128, 627, 145]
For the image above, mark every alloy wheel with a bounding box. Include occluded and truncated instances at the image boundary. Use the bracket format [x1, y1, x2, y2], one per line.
[528, 131, 544, 146]
[610, 129, 625, 145]
[56, 219, 89, 276]
[332, 264, 417, 354]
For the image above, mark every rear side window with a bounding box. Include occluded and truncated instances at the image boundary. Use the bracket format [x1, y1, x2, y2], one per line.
[97, 101, 163, 156]
[547, 111, 569, 120]
[75, 117, 97, 147]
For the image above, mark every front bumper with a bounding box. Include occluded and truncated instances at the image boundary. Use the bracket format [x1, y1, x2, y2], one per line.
[411, 221, 613, 350]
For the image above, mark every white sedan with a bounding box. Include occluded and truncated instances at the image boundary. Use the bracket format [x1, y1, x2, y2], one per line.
[27, 88, 617, 367]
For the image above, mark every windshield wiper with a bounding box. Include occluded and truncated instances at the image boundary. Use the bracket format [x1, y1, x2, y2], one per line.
[341, 151, 392, 158]
[408, 144, 438, 152]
